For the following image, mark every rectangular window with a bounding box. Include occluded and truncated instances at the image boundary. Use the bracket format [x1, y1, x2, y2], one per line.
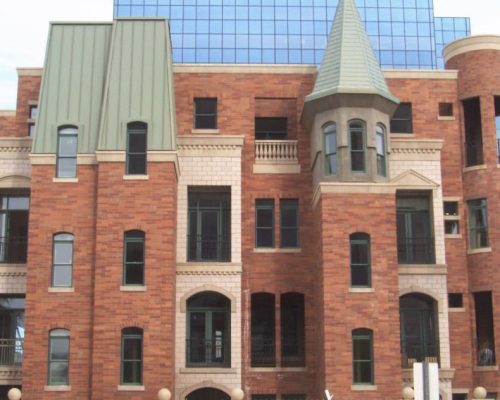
[376, 125, 386, 176]
[28, 105, 38, 120]
[352, 329, 374, 384]
[57, 127, 78, 178]
[468, 199, 489, 249]
[350, 233, 371, 288]
[48, 329, 70, 385]
[126, 122, 147, 175]
[495, 96, 500, 163]
[123, 231, 145, 285]
[251, 293, 275, 367]
[0, 296, 25, 366]
[444, 200, 460, 235]
[474, 291, 496, 366]
[349, 122, 365, 172]
[463, 97, 483, 166]
[439, 102, 453, 117]
[52, 233, 74, 288]
[188, 188, 231, 262]
[255, 117, 287, 140]
[390, 103, 413, 133]
[448, 293, 463, 308]
[452, 394, 467, 400]
[0, 195, 29, 264]
[281, 293, 305, 367]
[255, 199, 274, 248]
[280, 199, 298, 248]
[194, 98, 217, 129]
[121, 328, 143, 385]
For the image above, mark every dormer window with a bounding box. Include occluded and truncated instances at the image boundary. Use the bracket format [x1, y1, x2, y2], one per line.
[126, 122, 147, 175]
[324, 123, 337, 175]
[56, 126, 78, 178]
[349, 121, 365, 172]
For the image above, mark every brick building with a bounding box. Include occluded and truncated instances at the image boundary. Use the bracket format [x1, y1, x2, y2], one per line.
[0, 0, 498, 399]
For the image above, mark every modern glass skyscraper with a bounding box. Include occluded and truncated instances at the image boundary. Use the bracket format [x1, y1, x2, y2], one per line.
[114, 0, 470, 69]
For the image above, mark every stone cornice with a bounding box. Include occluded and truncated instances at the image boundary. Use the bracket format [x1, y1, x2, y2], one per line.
[176, 262, 242, 275]
[0, 138, 32, 159]
[444, 35, 500, 63]
[173, 64, 317, 74]
[178, 135, 244, 157]
[0, 265, 26, 277]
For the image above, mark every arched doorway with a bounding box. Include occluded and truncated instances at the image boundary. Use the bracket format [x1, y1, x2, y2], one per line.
[400, 293, 439, 367]
[186, 388, 230, 400]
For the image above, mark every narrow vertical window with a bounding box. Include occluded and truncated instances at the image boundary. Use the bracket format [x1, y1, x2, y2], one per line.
[126, 122, 147, 175]
[281, 292, 305, 367]
[349, 121, 365, 172]
[121, 328, 143, 385]
[251, 293, 276, 367]
[324, 123, 337, 175]
[56, 127, 77, 178]
[376, 124, 386, 176]
[123, 230, 145, 285]
[52, 233, 73, 288]
[48, 329, 70, 385]
[352, 328, 374, 384]
[468, 199, 489, 249]
[350, 233, 371, 288]
[194, 98, 217, 129]
[255, 199, 274, 248]
[280, 199, 299, 248]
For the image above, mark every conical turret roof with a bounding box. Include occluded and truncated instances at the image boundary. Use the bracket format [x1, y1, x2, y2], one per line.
[305, 0, 398, 104]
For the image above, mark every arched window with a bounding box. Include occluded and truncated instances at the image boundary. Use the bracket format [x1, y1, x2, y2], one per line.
[56, 126, 78, 178]
[324, 123, 337, 175]
[281, 292, 305, 367]
[349, 121, 365, 172]
[376, 124, 387, 176]
[123, 230, 145, 285]
[48, 329, 70, 385]
[52, 233, 74, 288]
[186, 291, 230, 367]
[121, 327, 143, 385]
[400, 294, 439, 367]
[352, 328, 373, 384]
[251, 292, 275, 367]
[350, 233, 371, 288]
[126, 122, 147, 175]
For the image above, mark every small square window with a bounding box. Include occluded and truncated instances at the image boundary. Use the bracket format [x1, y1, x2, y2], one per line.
[445, 220, 459, 235]
[444, 201, 458, 216]
[28, 123, 35, 137]
[29, 104, 38, 119]
[448, 293, 463, 308]
[194, 98, 217, 129]
[444, 201, 459, 235]
[439, 102, 453, 117]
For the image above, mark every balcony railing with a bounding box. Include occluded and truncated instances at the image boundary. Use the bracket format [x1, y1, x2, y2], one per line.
[187, 234, 230, 262]
[397, 237, 435, 264]
[466, 142, 483, 166]
[0, 339, 24, 366]
[251, 338, 275, 367]
[401, 342, 439, 368]
[255, 140, 298, 164]
[186, 338, 230, 367]
[0, 237, 27, 264]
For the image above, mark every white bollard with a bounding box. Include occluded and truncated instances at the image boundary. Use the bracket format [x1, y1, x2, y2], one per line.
[231, 388, 245, 400]
[7, 388, 22, 400]
[402, 386, 415, 400]
[472, 386, 487, 400]
[158, 388, 172, 400]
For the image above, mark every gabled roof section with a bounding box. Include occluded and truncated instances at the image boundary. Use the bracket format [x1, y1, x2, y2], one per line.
[33, 23, 113, 153]
[305, 0, 398, 104]
[98, 18, 176, 151]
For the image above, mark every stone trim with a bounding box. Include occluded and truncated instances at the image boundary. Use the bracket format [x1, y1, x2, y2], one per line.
[399, 286, 443, 313]
[444, 35, 500, 63]
[178, 135, 244, 157]
[463, 164, 487, 173]
[351, 385, 378, 391]
[384, 70, 458, 80]
[173, 64, 318, 74]
[0, 110, 16, 117]
[77, 154, 97, 164]
[30, 154, 56, 164]
[123, 175, 149, 180]
[44, 385, 72, 391]
[179, 368, 237, 374]
[0, 138, 32, 156]
[249, 367, 308, 372]
[437, 116, 456, 121]
[401, 368, 455, 382]
[52, 178, 78, 183]
[0, 265, 26, 277]
[120, 286, 147, 292]
[398, 265, 447, 275]
[348, 288, 375, 293]
[0, 175, 30, 188]
[17, 68, 43, 76]
[467, 247, 492, 255]
[473, 365, 499, 372]
[117, 385, 145, 391]
[48, 287, 74, 293]
[95, 151, 125, 162]
[445, 234, 462, 239]
[448, 307, 465, 313]
[253, 163, 301, 174]
[192, 129, 220, 134]
[390, 139, 443, 161]
[179, 284, 237, 313]
[253, 248, 302, 253]
[0, 366, 22, 385]
[176, 263, 242, 275]
[178, 381, 233, 400]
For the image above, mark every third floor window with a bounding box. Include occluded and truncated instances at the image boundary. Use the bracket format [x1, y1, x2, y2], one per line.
[194, 98, 217, 129]
[0, 195, 29, 264]
[390, 103, 413, 134]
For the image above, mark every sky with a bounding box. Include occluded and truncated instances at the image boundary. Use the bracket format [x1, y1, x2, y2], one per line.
[0, 0, 499, 109]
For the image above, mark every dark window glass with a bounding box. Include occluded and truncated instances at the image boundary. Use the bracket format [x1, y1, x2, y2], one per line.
[28, 123, 35, 137]
[28, 105, 38, 119]
[281, 292, 305, 367]
[280, 199, 298, 248]
[252, 396, 276, 400]
[495, 97, 500, 163]
[448, 293, 463, 308]
[48, 329, 70, 385]
[390, 103, 413, 133]
[126, 122, 147, 175]
[350, 233, 371, 287]
[352, 328, 374, 384]
[376, 125, 386, 176]
[256, 199, 274, 248]
[121, 328, 143, 384]
[349, 122, 365, 172]
[474, 291, 496, 366]
[468, 199, 489, 249]
[57, 127, 78, 178]
[188, 189, 231, 262]
[463, 98, 483, 166]
[194, 98, 217, 129]
[0, 296, 25, 367]
[123, 230, 145, 285]
[186, 291, 230, 367]
[444, 202, 458, 216]
[251, 293, 275, 367]
[52, 233, 73, 288]
[255, 117, 287, 140]
[324, 123, 337, 175]
[452, 395, 467, 400]
[439, 102, 453, 117]
[0, 195, 29, 264]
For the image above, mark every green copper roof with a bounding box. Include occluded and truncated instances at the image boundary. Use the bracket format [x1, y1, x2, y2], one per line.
[33, 23, 113, 153]
[98, 19, 176, 151]
[305, 0, 398, 104]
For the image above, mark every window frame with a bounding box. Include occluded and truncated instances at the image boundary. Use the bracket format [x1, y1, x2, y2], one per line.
[352, 328, 374, 385]
[376, 124, 387, 176]
[126, 121, 147, 175]
[349, 120, 366, 172]
[121, 327, 143, 385]
[350, 233, 371, 288]
[56, 126, 78, 178]
[390, 102, 413, 134]
[255, 199, 275, 248]
[47, 329, 70, 386]
[51, 233, 74, 288]
[194, 98, 217, 129]
[255, 117, 288, 140]
[280, 199, 299, 248]
[324, 123, 337, 175]
[123, 230, 145, 286]
[468, 198, 489, 249]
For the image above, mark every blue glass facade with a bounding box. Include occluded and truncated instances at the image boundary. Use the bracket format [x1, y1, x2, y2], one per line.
[114, 0, 470, 69]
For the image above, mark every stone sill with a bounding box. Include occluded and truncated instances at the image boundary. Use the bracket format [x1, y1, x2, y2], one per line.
[448, 307, 465, 313]
[48, 287, 74, 293]
[179, 367, 236, 374]
[52, 177, 78, 183]
[120, 285, 147, 292]
[467, 247, 492, 255]
[177, 262, 242, 274]
[117, 385, 145, 391]
[44, 385, 71, 391]
[249, 367, 307, 372]
[463, 164, 487, 173]
[123, 175, 149, 180]
[351, 385, 377, 391]
[348, 288, 375, 293]
[253, 248, 301, 253]
[437, 116, 455, 121]
[191, 129, 220, 134]
[398, 264, 447, 275]
[445, 234, 462, 239]
[473, 365, 499, 372]
[253, 163, 301, 174]
[390, 133, 415, 138]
